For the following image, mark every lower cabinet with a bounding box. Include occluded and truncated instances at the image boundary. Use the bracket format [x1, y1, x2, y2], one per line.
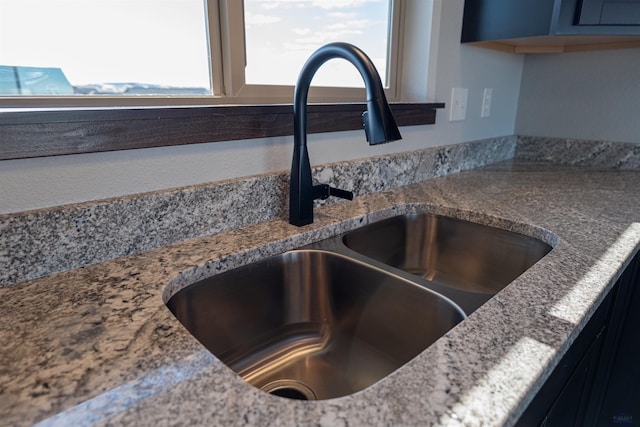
[516, 252, 640, 427]
[589, 252, 640, 426]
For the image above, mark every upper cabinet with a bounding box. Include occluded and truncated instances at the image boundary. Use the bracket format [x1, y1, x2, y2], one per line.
[578, 0, 640, 25]
[462, 0, 640, 53]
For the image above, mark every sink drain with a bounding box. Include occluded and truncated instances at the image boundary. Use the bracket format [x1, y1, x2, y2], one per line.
[261, 380, 317, 400]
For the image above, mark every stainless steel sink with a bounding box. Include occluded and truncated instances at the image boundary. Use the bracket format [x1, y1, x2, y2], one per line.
[167, 250, 465, 400]
[166, 213, 552, 400]
[342, 213, 552, 295]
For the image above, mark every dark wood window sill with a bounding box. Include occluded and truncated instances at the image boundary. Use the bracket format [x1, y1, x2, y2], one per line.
[0, 103, 444, 160]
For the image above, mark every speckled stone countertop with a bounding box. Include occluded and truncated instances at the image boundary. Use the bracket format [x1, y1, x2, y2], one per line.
[1, 159, 639, 426]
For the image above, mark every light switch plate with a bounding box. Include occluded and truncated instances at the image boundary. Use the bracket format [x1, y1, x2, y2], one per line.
[449, 87, 468, 122]
[481, 88, 493, 118]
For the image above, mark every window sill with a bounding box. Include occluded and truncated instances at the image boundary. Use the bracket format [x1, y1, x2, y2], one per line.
[0, 103, 444, 161]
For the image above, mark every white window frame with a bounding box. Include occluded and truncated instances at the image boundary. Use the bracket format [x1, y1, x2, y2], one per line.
[0, 0, 407, 108]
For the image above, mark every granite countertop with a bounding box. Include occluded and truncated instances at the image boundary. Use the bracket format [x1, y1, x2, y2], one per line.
[1, 159, 639, 426]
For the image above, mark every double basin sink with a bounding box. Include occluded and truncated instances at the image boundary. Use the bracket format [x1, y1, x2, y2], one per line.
[166, 213, 552, 401]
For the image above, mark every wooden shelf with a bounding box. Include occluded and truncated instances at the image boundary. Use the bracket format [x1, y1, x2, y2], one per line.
[0, 103, 445, 160]
[469, 35, 640, 54]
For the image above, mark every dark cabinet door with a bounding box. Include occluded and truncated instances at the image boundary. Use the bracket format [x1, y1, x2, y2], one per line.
[461, 0, 558, 42]
[462, 0, 640, 45]
[518, 251, 640, 427]
[540, 330, 604, 426]
[577, 0, 640, 25]
[515, 294, 611, 427]
[588, 254, 640, 426]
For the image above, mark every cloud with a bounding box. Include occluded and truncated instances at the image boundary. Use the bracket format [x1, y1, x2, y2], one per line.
[245, 0, 386, 58]
[284, 18, 372, 52]
[250, 0, 381, 10]
[292, 27, 312, 35]
[257, 0, 312, 10]
[289, 27, 363, 49]
[327, 12, 358, 19]
[245, 12, 282, 25]
[327, 19, 372, 30]
[311, 0, 380, 9]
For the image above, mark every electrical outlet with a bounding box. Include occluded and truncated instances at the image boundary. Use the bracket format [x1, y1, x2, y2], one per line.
[481, 88, 493, 118]
[449, 87, 468, 122]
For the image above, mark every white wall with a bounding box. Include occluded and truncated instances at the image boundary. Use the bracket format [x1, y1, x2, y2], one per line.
[0, 0, 524, 214]
[516, 48, 640, 143]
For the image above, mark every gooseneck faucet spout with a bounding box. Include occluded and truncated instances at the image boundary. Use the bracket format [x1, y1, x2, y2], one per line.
[289, 42, 402, 227]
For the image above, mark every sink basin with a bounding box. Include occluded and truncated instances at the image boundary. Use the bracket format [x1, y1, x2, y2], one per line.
[167, 250, 465, 400]
[343, 213, 552, 295]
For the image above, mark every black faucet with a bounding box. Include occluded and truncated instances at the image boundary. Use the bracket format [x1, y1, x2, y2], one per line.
[289, 42, 402, 227]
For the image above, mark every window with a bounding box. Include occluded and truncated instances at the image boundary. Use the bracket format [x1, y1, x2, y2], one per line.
[0, 0, 446, 161]
[0, 0, 402, 107]
[0, 0, 212, 96]
[243, 0, 392, 88]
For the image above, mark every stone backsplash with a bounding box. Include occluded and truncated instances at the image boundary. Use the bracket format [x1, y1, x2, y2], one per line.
[516, 135, 640, 169]
[4, 134, 638, 287]
[0, 136, 516, 287]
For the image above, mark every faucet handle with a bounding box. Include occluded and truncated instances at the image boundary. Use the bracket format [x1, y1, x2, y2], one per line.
[312, 184, 354, 201]
[328, 186, 354, 200]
